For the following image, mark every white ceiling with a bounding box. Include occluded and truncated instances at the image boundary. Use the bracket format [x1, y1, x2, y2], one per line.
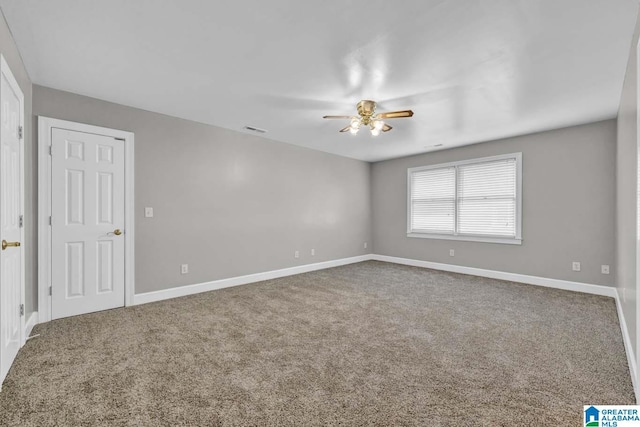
[1, 0, 637, 162]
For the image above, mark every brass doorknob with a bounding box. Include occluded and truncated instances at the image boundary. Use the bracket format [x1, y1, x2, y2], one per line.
[2, 240, 21, 250]
[113, 229, 122, 236]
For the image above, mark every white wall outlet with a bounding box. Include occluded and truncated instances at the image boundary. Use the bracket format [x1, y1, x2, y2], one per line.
[311, 248, 315, 256]
[144, 207, 154, 218]
[572, 262, 581, 272]
[449, 249, 455, 257]
[181, 264, 189, 274]
[294, 250, 299, 259]
[601, 265, 610, 275]
[364, 242, 368, 249]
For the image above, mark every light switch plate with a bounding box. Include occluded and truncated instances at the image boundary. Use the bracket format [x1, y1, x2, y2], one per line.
[145, 207, 154, 218]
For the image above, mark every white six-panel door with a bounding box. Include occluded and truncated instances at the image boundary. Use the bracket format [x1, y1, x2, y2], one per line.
[51, 128, 125, 319]
[0, 55, 24, 385]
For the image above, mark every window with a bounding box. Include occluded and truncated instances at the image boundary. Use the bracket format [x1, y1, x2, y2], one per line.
[407, 153, 522, 244]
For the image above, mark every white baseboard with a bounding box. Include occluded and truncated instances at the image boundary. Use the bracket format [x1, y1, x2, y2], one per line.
[24, 311, 38, 342]
[371, 254, 616, 298]
[614, 290, 639, 403]
[133, 255, 372, 305]
[135, 253, 616, 304]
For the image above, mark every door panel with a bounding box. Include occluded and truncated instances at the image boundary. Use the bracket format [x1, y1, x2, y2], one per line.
[65, 241, 84, 298]
[66, 169, 84, 224]
[97, 241, 113, 293]
[0, 63, 23, 384]
[97, 172, 113, 224]
[51, 129, 125, 319]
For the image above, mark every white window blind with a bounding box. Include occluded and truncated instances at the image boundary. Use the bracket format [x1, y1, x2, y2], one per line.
[410, 167, 456, 234]
[408, 153, 521, 244]
[457, 159, 517, 237]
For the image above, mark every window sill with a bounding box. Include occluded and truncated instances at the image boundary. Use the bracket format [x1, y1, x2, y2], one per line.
[407, 232, 522, 245]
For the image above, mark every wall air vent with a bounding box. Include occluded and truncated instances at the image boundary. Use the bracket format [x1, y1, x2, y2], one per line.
[243, 126, 268, 134]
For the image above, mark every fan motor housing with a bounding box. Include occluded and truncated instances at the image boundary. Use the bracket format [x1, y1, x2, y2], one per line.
[357, 100, 377, 124]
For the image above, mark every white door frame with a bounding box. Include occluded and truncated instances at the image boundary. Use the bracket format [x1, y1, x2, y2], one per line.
[38, 117, 135, 323]
[636, 36, 640, 402]
[0, 54, 25, 365]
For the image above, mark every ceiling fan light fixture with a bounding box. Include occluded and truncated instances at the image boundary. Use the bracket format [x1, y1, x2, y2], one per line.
[349, 118, 361, 135]
[323, 100, 413, 135]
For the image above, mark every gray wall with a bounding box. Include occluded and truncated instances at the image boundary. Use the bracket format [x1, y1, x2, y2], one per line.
[616, 7, 640, 366]
[0, 11, 36, 316]
[33, 85, 372, 294]
[372, 120, 616, 286]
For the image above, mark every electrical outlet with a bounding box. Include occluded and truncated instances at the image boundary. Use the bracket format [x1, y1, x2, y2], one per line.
[294, 250, 299, 259]
[449, 249, 455, 257]
[145, 207, 154, 218]
[311, 249, 315, 256]
[601, 265, 610, 275]
[181, 264, 188, 274]
[364, 242, 368, 249]
[572, 262, 581, 272]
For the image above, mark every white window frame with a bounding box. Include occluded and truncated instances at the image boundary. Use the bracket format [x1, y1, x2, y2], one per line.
[407, 152, 522, 245]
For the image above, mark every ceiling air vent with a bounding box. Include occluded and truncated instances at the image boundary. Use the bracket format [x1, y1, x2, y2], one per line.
[243, 126, 268, 134]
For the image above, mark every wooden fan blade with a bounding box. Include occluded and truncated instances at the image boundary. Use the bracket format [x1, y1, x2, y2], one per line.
[339, 125, 352, 133]
[382, 123, 393, 132]
[377, 110, 414, 119]
[323, 115, 353, 119]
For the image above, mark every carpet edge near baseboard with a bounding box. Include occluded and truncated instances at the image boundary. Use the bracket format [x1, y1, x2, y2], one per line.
[41, 253, 639, 402]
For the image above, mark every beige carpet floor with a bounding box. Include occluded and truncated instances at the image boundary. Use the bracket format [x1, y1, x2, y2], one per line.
[0, 261, 634, 426]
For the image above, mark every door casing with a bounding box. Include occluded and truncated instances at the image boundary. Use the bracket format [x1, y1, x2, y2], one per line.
[38, 117, 135, 322]
[0, 54, 25, 389]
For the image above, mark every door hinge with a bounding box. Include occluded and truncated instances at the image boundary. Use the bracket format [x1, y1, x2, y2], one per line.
[49, 216, 52, 226]
[49, 286, 52, 296]
[19, 215, 23, 228]
[18, 126, 23, 140]
[49, 146, 52, 155]
[19, 304, 24, 316]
